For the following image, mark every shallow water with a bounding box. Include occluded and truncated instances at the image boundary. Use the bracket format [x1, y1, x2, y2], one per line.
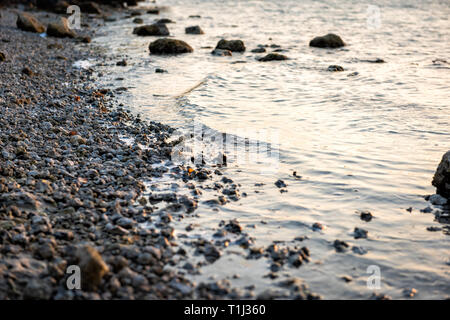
[93, 0, 450, 299]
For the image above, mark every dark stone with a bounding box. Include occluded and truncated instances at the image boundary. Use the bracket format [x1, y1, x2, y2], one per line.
[211, 49, 232, 56]
[76, 245, 109, 291]
[224, 219, 242, 234]
[309, 33, 345, 48]
[116, 59, 127, 66]
[258, 53, 288, 62]
[251, 47, 266, 53]
[133, 24, 169, 36]
[333, 240, 349, 252]
[432, 151, 450, 198]
[147, 8, 160, 14]
[353, 227, 368, 239]
[327, 65, 344, 72]
[149, 38, 193, 55]
[274, 179, 287, 188]
[157, 18, 174, 24]
[215, 39, 245, 52]
[79, 2, 102, 14]
[17, 12, 46, 33]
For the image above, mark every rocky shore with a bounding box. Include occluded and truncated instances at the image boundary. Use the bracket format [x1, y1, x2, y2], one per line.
[0, 2, 321, 300]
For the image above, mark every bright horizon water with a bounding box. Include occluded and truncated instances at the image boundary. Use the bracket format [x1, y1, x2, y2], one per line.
[93, 0, 450, 299]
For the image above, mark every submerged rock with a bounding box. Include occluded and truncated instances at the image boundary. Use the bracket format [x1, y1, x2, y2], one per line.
[185, 25, 204, 34]
[149, 38, 193, 55]
[309, 33, 345, 48]
[215, 39, 245, 52]
[429, 194, 447, 205]
[79, 2, 102, 14]
[157, 18, 174, 24]
[47, 17, 77, 38]
[258, 53, 289, 62]
[362, 58, 385, 63]
[17, 12, 46, 33]
[133, 24, 169, 36]
[211, 48, 232, 56]
[432, 151, 450, 198]
[359, 210, 373, 222]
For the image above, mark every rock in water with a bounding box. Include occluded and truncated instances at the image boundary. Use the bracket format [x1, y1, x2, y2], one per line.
[133, 24, 169, 36]
[258, 53, 289, 62]
[76, 246, 109, 291]
[211, 49, 232, 56]
[79, 2, 102, 14]
[309, 33, 345, 48]
[432, 151, 450, 198]
[47, 17, 77, 38]
[16, 12, 46, 33]
[149, 38, 193, 55]
[185, 25, 204, 34]
[327, 65, 344, 71]
[36, 0, 59, 10]
[215, 39, 246, 52]
[157, 18, 174, 24]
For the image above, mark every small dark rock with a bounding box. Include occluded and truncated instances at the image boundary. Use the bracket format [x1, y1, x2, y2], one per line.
[353, 227, 368, 239]
[133, 24, 169, 36]
[359, 211, 373, 222]
[333, 240, 349, 252]
[47, 17, 77, 38]
[22, 67, 33, 76]
[275, 179, 287, 188]
[251, 47, 266, 53]
[17, 12, 46, 34]
[149, 38, 193, 55]
[211, 49, 232, 56]
[225, 219, 242, 234]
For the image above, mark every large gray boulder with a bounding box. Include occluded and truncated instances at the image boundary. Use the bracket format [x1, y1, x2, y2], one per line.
[432, 151, 450, 198]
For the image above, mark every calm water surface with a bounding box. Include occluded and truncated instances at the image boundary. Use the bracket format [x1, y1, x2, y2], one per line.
[93, 0, 450, 299]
